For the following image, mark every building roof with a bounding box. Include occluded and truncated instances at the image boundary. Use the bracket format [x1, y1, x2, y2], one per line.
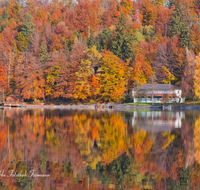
[7, 94, 23, 100]
[139, 84, 180, 90]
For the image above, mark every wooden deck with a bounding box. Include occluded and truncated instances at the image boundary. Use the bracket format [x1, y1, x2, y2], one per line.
[3, 102, 24, 107]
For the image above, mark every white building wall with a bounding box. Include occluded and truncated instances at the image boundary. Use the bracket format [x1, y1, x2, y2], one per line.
[132, 89, 184, 103]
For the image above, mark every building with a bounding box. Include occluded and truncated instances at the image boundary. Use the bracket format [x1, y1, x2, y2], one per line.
[4, 94, 24, 107]
[6, 94, 24, 102]
[132, 84, 184, 103]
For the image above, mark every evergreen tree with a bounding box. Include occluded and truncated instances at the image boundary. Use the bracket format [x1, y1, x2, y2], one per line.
[169, 1, 191, 48]
[21, 13, 36, 38]
[88, 29, 94, 48]
[111, 13, 134, 61]
[40, 42, 49, 65]
[0, 9, 9, 31]
[2, 9, 9, 21]
[99, 29, 112, 50]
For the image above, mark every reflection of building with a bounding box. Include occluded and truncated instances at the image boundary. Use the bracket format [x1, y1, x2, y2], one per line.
[4, 108, 24, 120]
[132, 84, 185, 103]
[132, 111, 185, 132]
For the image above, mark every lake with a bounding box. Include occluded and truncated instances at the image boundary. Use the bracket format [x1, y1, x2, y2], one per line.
[0, 108, 199, 189]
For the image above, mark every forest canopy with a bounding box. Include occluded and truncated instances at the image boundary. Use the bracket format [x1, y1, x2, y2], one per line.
[0, 0, 200, 102]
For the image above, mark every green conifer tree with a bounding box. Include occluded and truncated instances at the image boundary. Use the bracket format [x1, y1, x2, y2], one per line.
[21, 13, 36, 39]
[100, 29, 112, 50]
[40, 42, 49, 65]
[88, 29, 94, 48]
[111, 13, 134, 61]
[2, 9, 9, 20]
[169, 1, 191, 48]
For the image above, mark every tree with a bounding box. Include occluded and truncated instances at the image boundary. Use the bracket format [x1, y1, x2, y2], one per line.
[74, 0, 101, 36]
[40, 41, 49, 65]
[45, 61, 61, 99]
[194, 53, 200, 100]
[169, 1, 191, 48]
[153, 36, 180, 83]
[97, 50, 127, 102]
[0, 43, 14, 89]
[86, 45, 102, 71]
[74, 59, 95, 101]
[1, 8, 9, 21]
[152, 0, 167, 7]
[15, 52, 45, 100]
[87, 28, 94, 48]
[0, 61, 7, 91]
[120, 0, 134, 17]
[111, 12, 134, 61]
[99, 28, 112, 50]
[16, 32, 29, 51]
[181, 48, 195, 103]
[21, 13, 36, 39]
[156, 6, 171, 36]
[161, 66, 176, 84]
[131, 52, 153, 84]
[66, 37, 87, 99]
[142, 0, 158, 26]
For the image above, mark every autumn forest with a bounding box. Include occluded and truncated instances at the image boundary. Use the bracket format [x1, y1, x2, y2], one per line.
[0, 0, 200, 102]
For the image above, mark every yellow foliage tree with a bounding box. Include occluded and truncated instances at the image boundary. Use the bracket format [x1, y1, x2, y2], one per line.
[74, 59, 94, 100]
[120, 0, 135, 16]
[161, 66, 176, 84]
[194, 53, 200, 99]
[74, 45, 101, 101]
[98, 50, 128, 102]
[87, 45, 102, 68]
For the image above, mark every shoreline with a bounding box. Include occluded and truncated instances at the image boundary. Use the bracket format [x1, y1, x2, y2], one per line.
[1, 104, 200, 111]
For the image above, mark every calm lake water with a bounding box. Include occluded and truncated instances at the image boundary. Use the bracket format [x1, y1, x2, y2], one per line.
[0, 108, 199, 189]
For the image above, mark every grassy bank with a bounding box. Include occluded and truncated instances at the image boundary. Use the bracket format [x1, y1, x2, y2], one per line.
[124, 103, 173, 106]
[179, 100, 200, 106]
[124, 101, 200, 106]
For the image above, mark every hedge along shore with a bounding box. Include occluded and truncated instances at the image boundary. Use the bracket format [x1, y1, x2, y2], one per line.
[1, 104, 200, 111]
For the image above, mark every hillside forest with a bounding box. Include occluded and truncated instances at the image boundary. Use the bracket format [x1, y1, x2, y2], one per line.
[0, 0, 200, 103]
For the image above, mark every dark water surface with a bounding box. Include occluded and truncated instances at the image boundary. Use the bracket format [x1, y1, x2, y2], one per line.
[0, 108, 199, 189]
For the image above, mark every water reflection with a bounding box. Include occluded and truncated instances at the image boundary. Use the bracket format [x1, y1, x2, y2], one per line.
[0, 108, 199, 189]
[132, 111, 185, 131]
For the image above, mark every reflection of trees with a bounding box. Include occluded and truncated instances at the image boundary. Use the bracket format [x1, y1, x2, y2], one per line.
[168, 167, 192, 190]
[150, 131, 183, 180]
[194, 116, 200, 163]
[0, 109, 199, 189]
[74, 112, 129, 167]
[86, 153, 155, 190]
[0, 109, 88, 189]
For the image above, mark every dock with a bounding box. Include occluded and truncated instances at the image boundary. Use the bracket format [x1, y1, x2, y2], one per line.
[3, 102, 24, 107]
